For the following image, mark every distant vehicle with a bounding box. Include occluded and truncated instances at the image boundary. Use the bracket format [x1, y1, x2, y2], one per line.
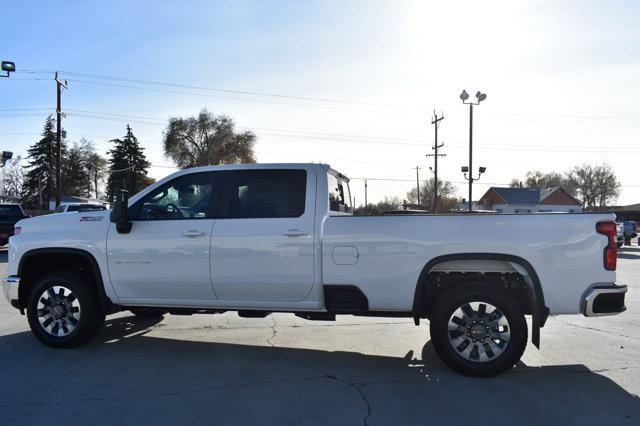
[54, 203, 107, 213]
[622, 221, 637, 240]
[0, 204, 29, 246]
[616, 222, 624, 249]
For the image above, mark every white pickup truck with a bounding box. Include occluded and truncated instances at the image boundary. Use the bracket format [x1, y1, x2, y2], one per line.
[2, 163, 627, 376]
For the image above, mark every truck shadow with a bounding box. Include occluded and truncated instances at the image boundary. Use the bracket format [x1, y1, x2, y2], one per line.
[0, 315, 638, 424]
[619, 245, 640, 259]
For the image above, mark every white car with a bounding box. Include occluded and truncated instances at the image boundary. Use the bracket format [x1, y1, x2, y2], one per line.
[54, 203, 107, 213]
[2, 163, 627, 376]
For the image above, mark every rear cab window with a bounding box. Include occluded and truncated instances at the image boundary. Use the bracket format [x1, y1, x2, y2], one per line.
[221, 169, 307, 219]
[328, 172, 352, 214]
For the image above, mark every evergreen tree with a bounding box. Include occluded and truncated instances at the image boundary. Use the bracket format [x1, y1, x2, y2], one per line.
[22, 116, 67, 209]
[64, 140, 93, 197]
[106, 124, 151, 201]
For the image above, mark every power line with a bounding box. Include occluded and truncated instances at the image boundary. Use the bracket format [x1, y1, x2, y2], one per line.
[14, 70, 640, 123]
[64, 79, 418, 115]
[58, 109, 640, 153]
[491, 111, 640, 121]
[53, 70, 427, 111]
[7, 106, 640, 157]
[0, 113, 52, 118]
[0, 108, 54, 112]
[65, 108, 165, 122]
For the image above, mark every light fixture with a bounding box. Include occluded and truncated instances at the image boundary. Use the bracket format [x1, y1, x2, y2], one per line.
[479, 166, 486, 173]
[459, 90, 469, 101]
[1, 60, 15, 78]
[461, 166, 469, 173]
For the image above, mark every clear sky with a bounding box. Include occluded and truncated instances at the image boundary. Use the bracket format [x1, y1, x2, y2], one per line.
[2, 0, 640, 206]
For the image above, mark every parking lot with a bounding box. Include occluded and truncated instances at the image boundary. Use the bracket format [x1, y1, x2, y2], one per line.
[0, 247, 638, 425]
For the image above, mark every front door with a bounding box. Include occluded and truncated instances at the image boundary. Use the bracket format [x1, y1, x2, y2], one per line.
[210, 168, 316, 302]
[107, 171, 222, 302]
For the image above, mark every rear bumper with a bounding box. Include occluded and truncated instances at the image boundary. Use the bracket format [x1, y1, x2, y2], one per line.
[583, 284, 627, 317]
[2, 275, 20, 309]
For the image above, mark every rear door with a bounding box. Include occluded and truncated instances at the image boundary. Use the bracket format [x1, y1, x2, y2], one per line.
[210, 168, 316, 302]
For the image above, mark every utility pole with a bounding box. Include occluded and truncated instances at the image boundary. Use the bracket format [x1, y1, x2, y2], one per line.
[38, 175, 43, 209]
[364, 180, 368, 215]
[94, 170, 99, 199]
[426, 111, 446, 213]
[414, 166, 421, 206]
[55, 71, 68, 208]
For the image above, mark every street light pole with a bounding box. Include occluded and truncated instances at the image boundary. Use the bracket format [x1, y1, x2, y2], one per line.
[460, 90, 487, 212]
[468, 102, 473, 211]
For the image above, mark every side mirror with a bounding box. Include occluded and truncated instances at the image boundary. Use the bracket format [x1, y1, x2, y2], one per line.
[110, 190, 132, 234]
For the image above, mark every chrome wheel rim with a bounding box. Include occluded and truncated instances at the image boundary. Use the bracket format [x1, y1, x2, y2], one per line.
[447, 301, 510, 363]
[37, 285, 81, 337]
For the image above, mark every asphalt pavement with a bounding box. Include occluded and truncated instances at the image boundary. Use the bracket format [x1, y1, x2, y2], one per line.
[0, 246, 638, 425]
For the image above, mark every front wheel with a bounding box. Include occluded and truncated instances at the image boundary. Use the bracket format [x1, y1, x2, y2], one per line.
[429, 284, 528, 377]
[26, 271, 105, 348]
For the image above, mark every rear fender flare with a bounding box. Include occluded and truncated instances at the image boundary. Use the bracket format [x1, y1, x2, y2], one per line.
[413, 253, 548, 348]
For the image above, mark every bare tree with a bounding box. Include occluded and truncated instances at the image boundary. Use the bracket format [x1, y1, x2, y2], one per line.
[163, 110, 256, 168]
[567, 163, 620, 210]
[0, 156, 24, 202]
[406, 178, 456, 211]
[354, 196, 402, 215]
[509, 178, 523, 188]
[510, 170, 578, 196]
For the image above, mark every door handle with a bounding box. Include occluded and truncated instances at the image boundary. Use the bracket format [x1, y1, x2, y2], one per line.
[281, 229, 309, 238]
[183, 230, 207, 237]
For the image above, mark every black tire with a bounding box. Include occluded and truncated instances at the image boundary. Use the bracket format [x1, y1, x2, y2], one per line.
[129, 307, 168, 318]
[26, 271, 105, 348]
[429, 283, 528, 377]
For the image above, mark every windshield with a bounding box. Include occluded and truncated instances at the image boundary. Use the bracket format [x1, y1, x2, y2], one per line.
[0, 205, 24, 217]
[67, 204, 106, 212]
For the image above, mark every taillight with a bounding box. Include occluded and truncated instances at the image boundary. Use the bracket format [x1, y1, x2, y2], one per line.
[13, 226, 21, 235]
[596, 221, 617, 271]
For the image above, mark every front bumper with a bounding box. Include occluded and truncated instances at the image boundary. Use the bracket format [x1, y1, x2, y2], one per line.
[2, 275, 20, 309]
[583, 284, 627, 317]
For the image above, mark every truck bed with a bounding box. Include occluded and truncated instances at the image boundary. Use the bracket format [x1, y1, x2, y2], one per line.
[322, 213, 615, 314]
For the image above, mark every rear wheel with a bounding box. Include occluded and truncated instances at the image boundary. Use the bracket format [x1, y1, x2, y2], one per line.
[26, 271, 105, 348]
[430, 284, 528, 377]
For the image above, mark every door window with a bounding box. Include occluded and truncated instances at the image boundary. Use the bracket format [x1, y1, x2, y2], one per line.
[223, 170, 306, 219]
[132, 172, 219, 220]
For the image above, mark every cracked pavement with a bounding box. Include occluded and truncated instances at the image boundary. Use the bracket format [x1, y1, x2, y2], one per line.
[1, 246, 639, 425]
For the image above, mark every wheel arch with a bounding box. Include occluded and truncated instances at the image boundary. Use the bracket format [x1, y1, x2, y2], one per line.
[413, 253, 548, 348]
[17, 248, 113, 313]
